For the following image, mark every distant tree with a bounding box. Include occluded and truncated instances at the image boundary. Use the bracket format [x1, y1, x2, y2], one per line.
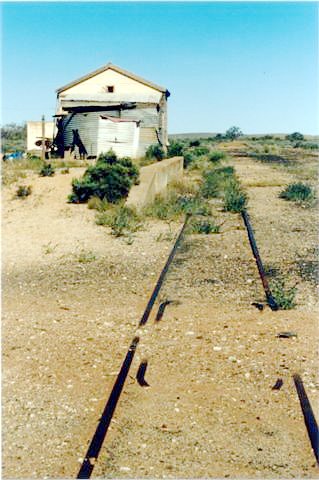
[286, 132, 304, 142]
[214, 133, 224, 141]
[189, 140, 200, 147]
[1, 123, 26, 153]
[225, 126, 243, 141]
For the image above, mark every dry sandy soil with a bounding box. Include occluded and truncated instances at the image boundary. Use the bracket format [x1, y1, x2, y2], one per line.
[2, 155, 319, 479]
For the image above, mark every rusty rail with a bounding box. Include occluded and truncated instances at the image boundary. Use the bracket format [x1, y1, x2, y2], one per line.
[76, 217, 189, 478]
[241, 209, 278, 310]
[77, 336, 139, 479]
[293, 373, 319, 464]
[139, 214, 190, 326]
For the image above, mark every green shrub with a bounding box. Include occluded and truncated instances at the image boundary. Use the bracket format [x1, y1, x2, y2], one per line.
[145, 144, 165, 161]
[96, 204, 142, 237]
[16, 185, 32, 197]
[286, 132, 304, 142]
[201, 166, 235, 198]
[68, 152, 139, 204]
[167, 141, 184, 157]
[189, 218, 220, 234]
[270, 278, 297, 310]
[299, 142, 319, 150]
[183, 151, 195, 169]
[40, 163, 55, 177]
[192, 146, 210, 157]
[97, 150, 117, 165]
[279, 182, 315, 204]
[214, 133, 224, 141]
[61, 167, 69, 174]
[189, 140, 200, 147]
[223, 179, 248, 213]
[208, 151, 226, 164]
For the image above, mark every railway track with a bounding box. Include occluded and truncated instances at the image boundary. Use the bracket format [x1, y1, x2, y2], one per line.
[77, 215, 190, 478]
[76, 210, 317, 478]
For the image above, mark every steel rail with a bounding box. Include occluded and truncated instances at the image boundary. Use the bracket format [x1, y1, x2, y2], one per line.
[77, 336, 139, 479]
[76, 217, 189, 478]
[293, 373, 319, 464]
[241, 209, 278, 310]
[139, 214, 190, 326]
[136, 361, 150, 387]
[155, 300, 172, 322]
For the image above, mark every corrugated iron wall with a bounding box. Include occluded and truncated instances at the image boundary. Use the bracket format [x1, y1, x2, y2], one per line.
[137, 127, 158, 157]
[62, 106, 160, 158]
[123, 106, 158, 127]
[97, 118, 139, 158]
[63, 111, 119, 157]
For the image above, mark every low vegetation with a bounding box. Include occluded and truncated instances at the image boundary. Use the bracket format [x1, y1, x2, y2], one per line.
[223, 178, 248, 213]
[270, 278, 297, 310]
[2, 155, 42, 185]
[145, 144, 165, 162]
[279, 182, 315, 205]
[68, 150, 139, 203]
[208, 151, 226, 164]
[96, 204, 143, 238]
[249, 153, 290, 165]
[77, 250, 97, 263]
[1, 123, 26, 154]
[144, 191, 211, 220]
[188, 218, 220, 234]
[40, 163, 55, 177]
[201, 166, 235, 198]
[16, 185, 32, 198]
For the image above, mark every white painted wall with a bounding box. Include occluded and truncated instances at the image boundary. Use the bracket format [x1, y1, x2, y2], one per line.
[27, 121, 54, 151]
[59, 69, 162, 101]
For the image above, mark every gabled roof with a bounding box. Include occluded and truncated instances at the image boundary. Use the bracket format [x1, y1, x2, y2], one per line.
[56, 63, 167, 95]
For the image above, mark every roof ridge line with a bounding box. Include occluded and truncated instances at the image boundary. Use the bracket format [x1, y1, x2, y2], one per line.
[56, 63, 167, 94]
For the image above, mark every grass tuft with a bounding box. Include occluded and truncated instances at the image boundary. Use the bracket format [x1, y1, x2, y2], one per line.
[96, 204, 143, 238]
[279, 182, 315, 205]
[270, 278, 297, 310]
[40, 163, 55, 177]
[144, 192, 211, 220]
[189, 218, 220, 234]
[16, 185, 32, 198]
[201, 166, 235, 198]
[208, 151, 227, 164]
[223, 178, 248, 213]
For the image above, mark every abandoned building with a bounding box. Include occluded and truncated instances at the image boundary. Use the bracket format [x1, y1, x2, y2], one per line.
[52, 63, 170, 159]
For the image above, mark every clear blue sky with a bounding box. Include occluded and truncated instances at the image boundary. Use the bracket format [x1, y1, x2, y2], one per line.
[1, 1, 318, 134]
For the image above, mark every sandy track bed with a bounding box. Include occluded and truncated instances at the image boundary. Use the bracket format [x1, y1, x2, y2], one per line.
[2, 160, 318, 478]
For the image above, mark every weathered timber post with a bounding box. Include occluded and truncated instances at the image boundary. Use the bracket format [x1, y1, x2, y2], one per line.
[159, 92, 168, 154]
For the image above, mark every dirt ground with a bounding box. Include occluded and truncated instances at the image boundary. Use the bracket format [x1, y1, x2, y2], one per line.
[2, 156, 318, 479]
